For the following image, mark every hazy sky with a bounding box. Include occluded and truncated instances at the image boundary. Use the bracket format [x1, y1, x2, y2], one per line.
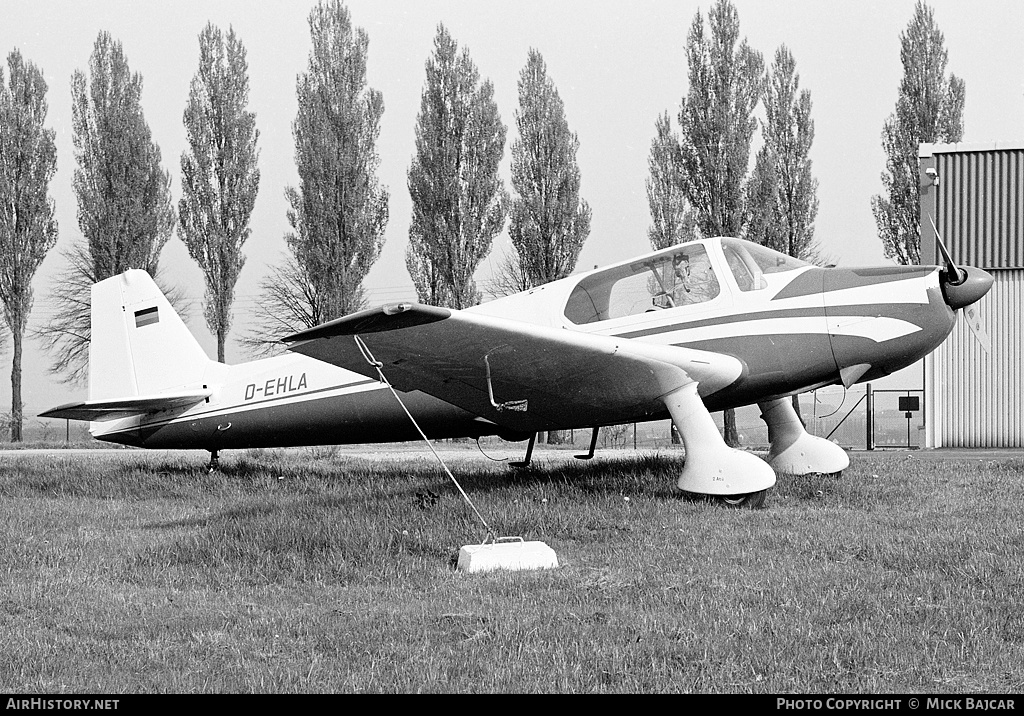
[2, 0, 1023, 415]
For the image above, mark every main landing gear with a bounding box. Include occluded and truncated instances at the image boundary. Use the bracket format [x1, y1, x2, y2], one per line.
[664, 386, 851, 509]
[207, 449, 220, 472]
[663, 383, 776, 506]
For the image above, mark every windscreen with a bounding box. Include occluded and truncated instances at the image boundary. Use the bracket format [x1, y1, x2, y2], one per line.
[564, 242, 720, 324]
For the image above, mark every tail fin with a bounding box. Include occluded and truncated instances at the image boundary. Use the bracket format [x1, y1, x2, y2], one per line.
[88, 270, 213, 401]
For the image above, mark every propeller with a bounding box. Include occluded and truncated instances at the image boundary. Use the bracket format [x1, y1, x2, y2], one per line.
[928, 216, 993, 353]
[961, 302, 991, 354]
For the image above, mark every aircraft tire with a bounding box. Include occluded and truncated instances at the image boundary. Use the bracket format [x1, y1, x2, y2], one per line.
[716, 489, 768, 509]
[680, 489, 769, 509]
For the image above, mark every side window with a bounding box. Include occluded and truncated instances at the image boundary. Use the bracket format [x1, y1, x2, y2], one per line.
[721, 237, 809, 285]
[723, 244, 767, 292]
[565, 243, 720, 324]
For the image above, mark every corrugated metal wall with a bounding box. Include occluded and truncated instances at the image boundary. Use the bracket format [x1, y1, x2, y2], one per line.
[931, 269, 1024, 447]
[921, 143, 1024, 448]
[933, 149, 1024, 268]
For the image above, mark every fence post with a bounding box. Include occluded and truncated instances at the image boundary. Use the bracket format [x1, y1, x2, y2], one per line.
[865, 383, 874, 451]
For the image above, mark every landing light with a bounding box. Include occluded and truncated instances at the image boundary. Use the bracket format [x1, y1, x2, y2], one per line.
[383, 302, 412, 315]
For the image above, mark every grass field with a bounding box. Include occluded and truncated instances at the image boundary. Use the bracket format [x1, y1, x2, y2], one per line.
[1, 443, 1022, 694]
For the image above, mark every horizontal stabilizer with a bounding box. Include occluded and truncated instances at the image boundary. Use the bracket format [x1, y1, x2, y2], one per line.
[39, 390, 211, 422]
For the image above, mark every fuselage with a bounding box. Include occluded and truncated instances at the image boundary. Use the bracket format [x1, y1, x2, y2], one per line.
[94, 237, 960, 450]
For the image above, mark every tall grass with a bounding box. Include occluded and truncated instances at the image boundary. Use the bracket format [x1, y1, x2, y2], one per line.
[1, 447, 1022, 693]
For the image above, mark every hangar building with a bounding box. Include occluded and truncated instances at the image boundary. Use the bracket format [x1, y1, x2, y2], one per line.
[919, 141, 1024, 448]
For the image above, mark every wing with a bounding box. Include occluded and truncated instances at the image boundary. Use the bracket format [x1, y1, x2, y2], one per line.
[39, 390, 212, 422]
[283, 303, 742, 432]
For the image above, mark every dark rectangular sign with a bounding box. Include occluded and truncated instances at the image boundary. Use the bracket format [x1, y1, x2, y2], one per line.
[898, 396, 920, 412]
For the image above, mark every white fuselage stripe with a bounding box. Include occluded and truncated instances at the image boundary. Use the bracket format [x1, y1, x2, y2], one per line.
[631, 315, 922, 345]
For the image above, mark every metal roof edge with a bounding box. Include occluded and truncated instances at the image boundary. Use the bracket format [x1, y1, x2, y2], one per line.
[920, 140, 1024, 158]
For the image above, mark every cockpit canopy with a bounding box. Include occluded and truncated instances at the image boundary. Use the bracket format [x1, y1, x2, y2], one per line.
[564, 237, 809, 325]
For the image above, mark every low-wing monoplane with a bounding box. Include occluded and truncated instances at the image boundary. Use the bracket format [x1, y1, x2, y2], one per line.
[42, 235, 992, 507]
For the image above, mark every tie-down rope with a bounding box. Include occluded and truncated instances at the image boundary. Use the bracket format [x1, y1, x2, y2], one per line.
[354, 334, 495, 540]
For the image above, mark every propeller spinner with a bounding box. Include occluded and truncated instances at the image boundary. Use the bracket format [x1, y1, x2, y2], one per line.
[929, 216, 993, 352]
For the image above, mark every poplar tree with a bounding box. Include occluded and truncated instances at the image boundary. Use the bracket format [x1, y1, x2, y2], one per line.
[677, 0, 762, 242]
[39, 31, 175, 384]
[249, 0, 387, 350]
[180, 23, 260, 363]
[505, 49, 591, 289]
[675, 0, 762, 446]
[406, 24, 507, 309]
[744, 45, 820, 263]
[0, 50, 58, 440]
[872, 0, 964, 266]
[646, 111, 696, 250]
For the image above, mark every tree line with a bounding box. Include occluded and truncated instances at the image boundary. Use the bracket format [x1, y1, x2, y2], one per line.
[0, 0, 964, 442]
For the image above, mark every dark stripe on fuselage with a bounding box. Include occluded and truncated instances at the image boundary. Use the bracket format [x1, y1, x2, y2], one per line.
[99, 385, 501, 450]
[614, 306, 827, 340]
[771, 266, 935, 301]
